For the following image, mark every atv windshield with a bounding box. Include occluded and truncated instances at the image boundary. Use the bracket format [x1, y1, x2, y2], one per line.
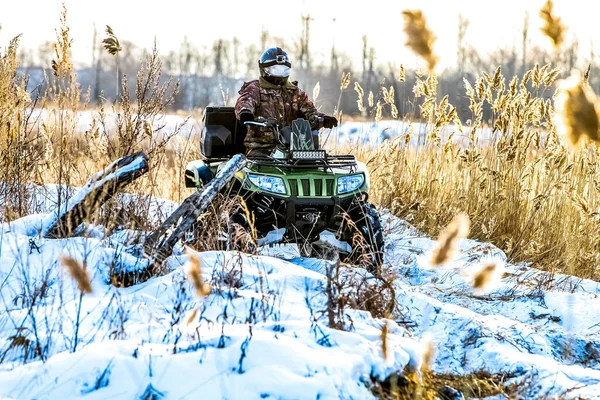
[290, 119, 315, 151]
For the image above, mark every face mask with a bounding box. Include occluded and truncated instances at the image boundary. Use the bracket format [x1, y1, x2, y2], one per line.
[265, 65, 290, 77]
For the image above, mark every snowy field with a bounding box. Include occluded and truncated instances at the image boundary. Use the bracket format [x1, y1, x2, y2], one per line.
[1, 186, 600, 399]
[31, 109, 202, 141]
[53, 109, 498, 149]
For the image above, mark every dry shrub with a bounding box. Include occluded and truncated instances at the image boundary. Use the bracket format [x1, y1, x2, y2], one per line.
[184, 195, 258, 254]
[324, 260, 397, 330]
[0, 35, 46, 220]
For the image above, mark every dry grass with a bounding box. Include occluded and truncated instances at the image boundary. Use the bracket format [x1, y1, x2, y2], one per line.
[372, 368, 517, 400]
[0, 35, 47, 220]
[346, 62, 600, 280]
[0, 4, 197, 224]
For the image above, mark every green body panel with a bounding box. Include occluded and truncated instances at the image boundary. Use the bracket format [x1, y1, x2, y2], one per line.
[207, 160, 369, 198]
[208, 162, 369, 198]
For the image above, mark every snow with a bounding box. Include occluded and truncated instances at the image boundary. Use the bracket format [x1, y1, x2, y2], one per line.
[329, 120, 495, 148]
[29, 108, 201, 141]
[384, 215, 600, 398]
[0, 190, 417, 399]
[1, 188, 600, 398]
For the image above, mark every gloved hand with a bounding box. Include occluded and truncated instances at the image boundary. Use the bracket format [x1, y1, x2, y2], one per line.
[239, 110, 255, 123]
[323, 115, 338, 129]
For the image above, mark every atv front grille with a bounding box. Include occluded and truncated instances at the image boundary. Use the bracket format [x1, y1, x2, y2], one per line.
[289, 179, 299, 196]
[326, 179, 335, 196]
[287, 177, 336, 197]
[314, 179, 323, 196]
[301, 179, 310, 196]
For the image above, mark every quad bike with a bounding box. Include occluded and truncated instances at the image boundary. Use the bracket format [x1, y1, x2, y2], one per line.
[184, 106, 384, 273]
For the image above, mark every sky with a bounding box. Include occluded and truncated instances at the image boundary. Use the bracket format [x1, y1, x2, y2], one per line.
[0, 0, 597, 71]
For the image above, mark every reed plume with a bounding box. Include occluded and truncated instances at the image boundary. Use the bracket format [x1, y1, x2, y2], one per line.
[186, 251, 211, 297]
[555, 71, 600, 146]
[380, 321, 389, 362]
[540, 0, 566, 49]
[430, 213, 470, 266]
[354, 82, 365, 112]
[402, 10, 438, 73]
[340, 72, 351, 90]
[420, 334, 435, 373]
[60, 254, 93, 294]
[102, 25, 122, 56]
[398, 64, 406, 82]
[471, 260, 504, 292]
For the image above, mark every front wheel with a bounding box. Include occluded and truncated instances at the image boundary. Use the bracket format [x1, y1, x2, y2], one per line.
[338, 199, 385, 275]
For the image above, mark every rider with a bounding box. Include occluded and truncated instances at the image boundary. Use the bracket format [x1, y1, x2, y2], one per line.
[235, 47, 338, 156]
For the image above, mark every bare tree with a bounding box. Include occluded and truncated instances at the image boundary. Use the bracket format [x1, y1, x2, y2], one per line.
[299, 14, 312, 70]
[213, 39, 225, 77]
[457, 14, 469, 76]
[521, 12, 529, 75]
[92, 24, 101, 102]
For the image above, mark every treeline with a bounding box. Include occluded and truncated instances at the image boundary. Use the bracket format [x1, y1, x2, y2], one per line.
[12, 15, 599, 121]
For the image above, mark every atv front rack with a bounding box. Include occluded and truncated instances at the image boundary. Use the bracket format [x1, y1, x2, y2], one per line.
[248, 154, 358, 170]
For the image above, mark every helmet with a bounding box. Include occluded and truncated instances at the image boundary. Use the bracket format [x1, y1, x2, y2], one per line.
[259, 47, 291, 85]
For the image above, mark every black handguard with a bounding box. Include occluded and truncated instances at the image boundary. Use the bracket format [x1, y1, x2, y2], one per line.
[323, 115, 338, 129]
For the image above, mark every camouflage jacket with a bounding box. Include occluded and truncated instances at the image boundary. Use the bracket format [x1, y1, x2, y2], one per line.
[235, 77, 323, 149]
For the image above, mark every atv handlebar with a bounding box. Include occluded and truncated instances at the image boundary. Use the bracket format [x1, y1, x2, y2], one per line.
[310, 115, 325, 129]
[243, 116, 324, 129]
[243, 116, 276, 128]
[244, 121, 269, 127]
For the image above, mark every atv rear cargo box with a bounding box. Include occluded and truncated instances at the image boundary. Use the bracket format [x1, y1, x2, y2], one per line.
[201, 106, 247, 159]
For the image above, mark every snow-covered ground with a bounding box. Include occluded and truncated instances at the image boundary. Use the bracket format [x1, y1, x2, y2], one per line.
[1, 188, 600, 399]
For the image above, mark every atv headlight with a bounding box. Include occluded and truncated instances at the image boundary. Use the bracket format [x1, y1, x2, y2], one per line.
[337, 174, 365, 194]
[248, 174, 287, 194]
